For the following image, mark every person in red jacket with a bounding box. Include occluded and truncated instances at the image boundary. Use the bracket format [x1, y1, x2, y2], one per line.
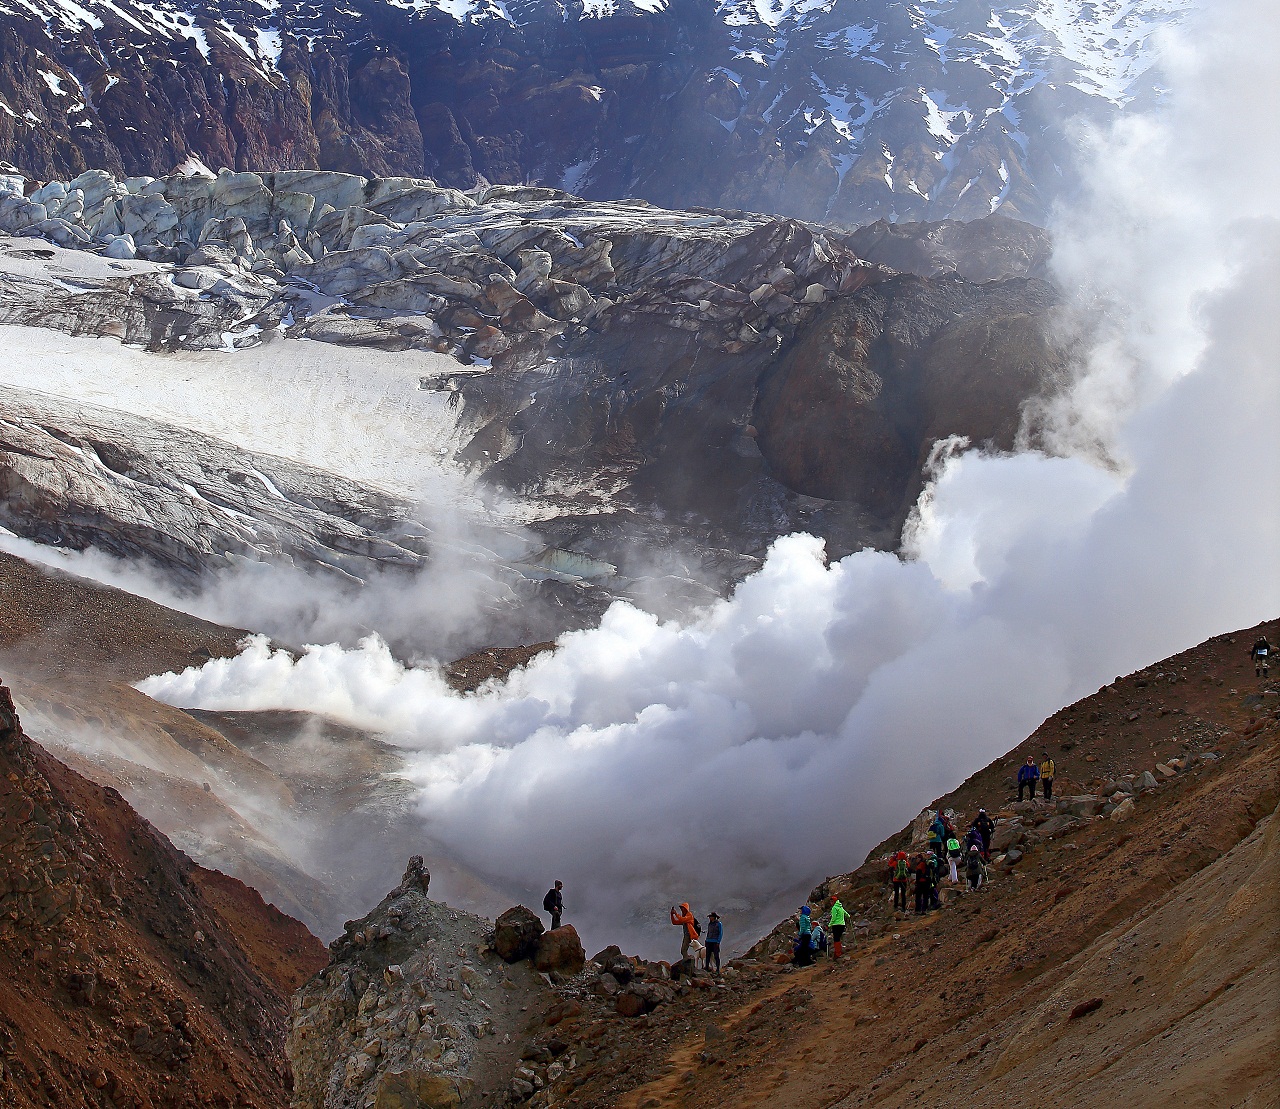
[670, 903, 698, 961]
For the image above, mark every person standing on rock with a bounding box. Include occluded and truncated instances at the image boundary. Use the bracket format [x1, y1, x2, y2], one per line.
[1017, 755, 1040, 801]
[705, 912, 723, 974]
[671, 902, 698, 961]
[544, 880, 564, 930]
[829, 898, 847, 959]
[1039, 752, 1056, 800]
[1252, 635, 1270, 677]
[891, 851, 910, 912]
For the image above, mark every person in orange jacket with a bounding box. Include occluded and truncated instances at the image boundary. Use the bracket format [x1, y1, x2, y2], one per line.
[670, 902, 698, 961]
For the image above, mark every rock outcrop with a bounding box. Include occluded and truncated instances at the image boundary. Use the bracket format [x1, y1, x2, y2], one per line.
[0, 679, 328, 1107]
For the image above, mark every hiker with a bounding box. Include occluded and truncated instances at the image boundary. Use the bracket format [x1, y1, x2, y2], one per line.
[913, 855, 932, 914]
[705, 912, 723, 974]
[927, 823, 944, 867]
[670, 902, 699, 961]
[973, 809, 996, 860]
[543, 880, 563, 930]
[812, 919, 828, 956]
[965, 845, 985, 890]
[1039, 752, 1056, 800]
[946, 834, 963, 884]
[1252, 635, 1271, 677]
[829, 898, 847, 958]
[795, 905, 814, 965]
[926, 853, 942, 909]
[929, 812, 948, 865]
[1017, 755, 1040, 801]
[891, 851, 910, 911]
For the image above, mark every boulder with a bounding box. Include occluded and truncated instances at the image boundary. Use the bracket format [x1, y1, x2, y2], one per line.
[1060, 796, 1104, 818]
[101, 234, 136, 260]
[1036, 815, 1084, 839]
[494, 906, 544, 962]
[1110, 797, 1135, 822]
[990, 821, 1024, 852]
[374, 1069, 463, 1109]
[290, 246, 401, 296]
[615, 990, 646, 1018]
[1136, 771, 1159, 792]
[1155, 763, 1176, 778]
[534, 925, 585, 975]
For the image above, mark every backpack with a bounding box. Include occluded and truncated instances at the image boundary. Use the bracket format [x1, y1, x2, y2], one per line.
[893, 859, 909, 881]
[693, 917, 702, 936]
[543, 889, 558, 912]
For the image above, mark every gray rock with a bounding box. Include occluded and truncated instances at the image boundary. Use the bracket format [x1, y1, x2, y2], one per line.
[1137, 771, 1159, 792]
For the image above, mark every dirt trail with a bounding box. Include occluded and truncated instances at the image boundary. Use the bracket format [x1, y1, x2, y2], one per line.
[565, 618, 1280, 1108]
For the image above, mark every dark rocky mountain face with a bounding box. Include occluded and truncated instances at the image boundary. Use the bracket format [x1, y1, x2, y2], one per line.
[0, 0, 1182, 224]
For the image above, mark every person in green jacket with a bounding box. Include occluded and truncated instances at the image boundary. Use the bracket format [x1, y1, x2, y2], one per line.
[829, 898, 848, 959]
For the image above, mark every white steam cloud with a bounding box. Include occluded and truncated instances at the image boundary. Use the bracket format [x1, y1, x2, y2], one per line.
[140, 0, 1279, 955]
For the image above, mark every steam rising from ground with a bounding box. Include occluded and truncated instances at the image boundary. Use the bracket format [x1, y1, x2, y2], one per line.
[133, 0, 1280, 951]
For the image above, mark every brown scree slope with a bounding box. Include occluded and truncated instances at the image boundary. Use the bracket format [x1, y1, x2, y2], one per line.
[0, 681, 328, 1107]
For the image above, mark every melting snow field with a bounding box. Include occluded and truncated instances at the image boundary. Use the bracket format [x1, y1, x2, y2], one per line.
[0, 326, 476, 504]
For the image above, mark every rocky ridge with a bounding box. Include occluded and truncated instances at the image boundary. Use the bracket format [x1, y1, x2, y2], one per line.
[0, 166, 1065, 596]
[0, 677, 329, 1106]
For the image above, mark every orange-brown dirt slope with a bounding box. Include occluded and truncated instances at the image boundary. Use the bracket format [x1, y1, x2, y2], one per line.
[540, 619, 1279, 1109]
[0, 681, 328, 1107]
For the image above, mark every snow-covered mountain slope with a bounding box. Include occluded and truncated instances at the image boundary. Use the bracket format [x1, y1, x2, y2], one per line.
[0, 0, 1186, 224]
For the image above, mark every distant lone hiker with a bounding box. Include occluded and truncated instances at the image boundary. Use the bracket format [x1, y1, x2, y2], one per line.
[705, 912, 723, 974]
[1252, 636, 1271, 677]
[543, 881, 563, 930]
[671, 902, 699, 961]
[1039, 752, 1056, 800]
[1018, 755, 1040, 801]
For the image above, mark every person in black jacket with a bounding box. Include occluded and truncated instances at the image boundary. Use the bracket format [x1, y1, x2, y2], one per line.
[973, 809, 996, 860]
[543, 881, 563, 929]
[1252, 636, 1270, 677]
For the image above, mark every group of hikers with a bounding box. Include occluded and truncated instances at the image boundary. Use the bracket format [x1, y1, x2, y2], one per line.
[544, 636, 1275, 975]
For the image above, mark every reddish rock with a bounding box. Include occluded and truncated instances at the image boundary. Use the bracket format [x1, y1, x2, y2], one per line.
[534, 925, 586, 975]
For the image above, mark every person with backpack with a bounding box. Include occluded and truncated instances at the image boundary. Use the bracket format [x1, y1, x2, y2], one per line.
[973, 809, 996, 859]
[965, 845, 986, 890]
[795, 905, 814, 965]
[543, 881, 563, 929]
[1039, 752, 1056, 800]
[912, 855, 932, 914]
[891, 851, 910, 911]
[1252, 635, 1271, 677]
[829, 898, 847, 959]
[946, 833, 963, 884]
[670, 902, 699, 962]
[1017, 755, 1040, 801]
[705, 912, 723, 974]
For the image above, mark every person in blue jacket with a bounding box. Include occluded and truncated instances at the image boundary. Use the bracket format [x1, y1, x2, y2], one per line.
[705, 912, 723, 974]
[1017, 755, 1040, 801]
